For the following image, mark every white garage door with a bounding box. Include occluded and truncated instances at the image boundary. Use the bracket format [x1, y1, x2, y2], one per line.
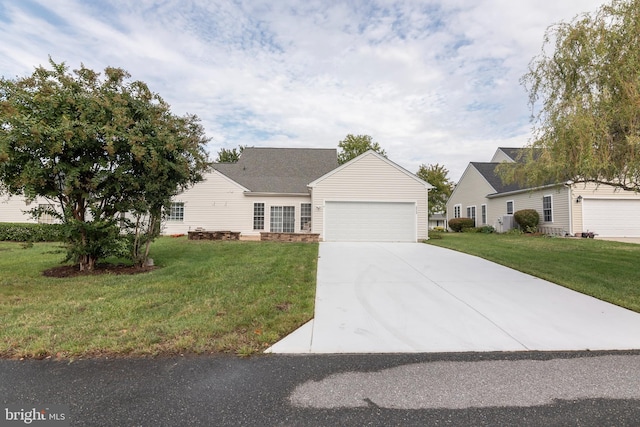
[324, 201, 416, 242]
[583, 199, 640, 237]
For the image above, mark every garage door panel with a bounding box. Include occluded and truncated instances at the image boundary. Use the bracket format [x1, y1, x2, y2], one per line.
[325, 201, 416, 242]
[583, 199, 640, 237]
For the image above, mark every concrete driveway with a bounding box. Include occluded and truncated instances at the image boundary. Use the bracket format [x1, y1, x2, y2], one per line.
[267, 242, 640, 353]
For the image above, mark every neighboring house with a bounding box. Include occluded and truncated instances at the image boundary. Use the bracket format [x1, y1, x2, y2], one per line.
[428, 213, 446, 229]
[164, 147, 433, 242]
[0, 195, 61, 224]
[447, 147, 640, 237]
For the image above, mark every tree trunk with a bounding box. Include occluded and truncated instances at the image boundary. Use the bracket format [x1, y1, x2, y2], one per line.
[78, 254, 96, 271]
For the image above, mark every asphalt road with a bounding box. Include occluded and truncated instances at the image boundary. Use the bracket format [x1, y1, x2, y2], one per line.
[2, 351, 640, 426]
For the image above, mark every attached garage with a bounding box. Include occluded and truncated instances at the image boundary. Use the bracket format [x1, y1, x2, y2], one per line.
[324, 201, 416, 242]
[582, 199, 640, 237]
[308, 151, 432, 242]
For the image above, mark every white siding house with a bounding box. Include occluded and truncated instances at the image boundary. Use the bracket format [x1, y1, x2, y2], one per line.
[448, 147, 640, 237]
[1, 148, 434, 242]
[0, 195, 61, 224]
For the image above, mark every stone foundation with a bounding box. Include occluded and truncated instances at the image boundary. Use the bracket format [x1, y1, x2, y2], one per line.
[260, 232, 320, 242]
[188, 230, 241, 240]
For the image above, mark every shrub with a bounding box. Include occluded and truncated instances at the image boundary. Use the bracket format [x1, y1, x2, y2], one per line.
[448, 217, 475, 232]
[514, 209, 540, 233]
[478, 225, 495, 234]
[0, 223, 65, 242]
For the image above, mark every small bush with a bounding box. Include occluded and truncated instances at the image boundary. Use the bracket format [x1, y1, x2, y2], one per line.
[514, 209, 540, 233]
[448, 217, 475, 232]
[0, 223, 65, 242]
[478, 225, 495, 234]
[506, 228, 524, 235]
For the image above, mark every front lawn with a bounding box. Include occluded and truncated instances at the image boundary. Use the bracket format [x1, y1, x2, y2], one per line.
[427, 232, 640, 313]
[0, 238, 317, 359]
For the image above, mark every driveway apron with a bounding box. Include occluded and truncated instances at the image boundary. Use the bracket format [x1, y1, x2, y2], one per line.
[267, 242, 640, 353]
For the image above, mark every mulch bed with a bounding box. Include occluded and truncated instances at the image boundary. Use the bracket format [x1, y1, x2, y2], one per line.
[43, 264, 156, 278]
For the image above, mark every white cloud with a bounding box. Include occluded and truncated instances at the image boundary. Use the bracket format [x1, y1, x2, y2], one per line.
[0, 0, 608, 180]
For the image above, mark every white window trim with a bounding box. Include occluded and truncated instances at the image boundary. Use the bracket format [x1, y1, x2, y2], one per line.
[506, 200, 514, 215]
[168, 202, 184, 222]
[253, 202, 266, 230]
[453, 204, 462, 218]
[466, 205, 477, 226]
[543, 195, 553, 223]
[270, 205, 295, 233]
[300, 202, 312, 232]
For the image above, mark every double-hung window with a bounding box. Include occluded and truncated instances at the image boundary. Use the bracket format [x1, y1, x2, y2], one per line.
[454, 204, 461, 218]
[467, 206, 476, 225]
[253, 203, 265, 230]
[270, 206, 295, 232]
[481, 204, 487, 225]
[168, 202, 184, 221]
[506, 200, 514, 215]
[543, 195, 553, 222]
[300, 203, 312, 231]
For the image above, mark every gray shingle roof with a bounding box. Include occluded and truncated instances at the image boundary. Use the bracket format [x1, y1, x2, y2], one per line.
[497, 147, 543, 163]
[471, 162, 526, 195]
[213, 147, 338, 193]
[497, 147, 523, 162]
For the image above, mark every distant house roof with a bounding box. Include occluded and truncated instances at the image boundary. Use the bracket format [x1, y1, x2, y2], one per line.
[497, 147, 524, 162]
[497, 147, 543, 163]
[471, 162, 527, 195]
[213, 147, 338, 194]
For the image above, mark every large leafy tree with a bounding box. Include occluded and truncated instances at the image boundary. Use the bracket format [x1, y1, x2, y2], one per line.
[215, 145, 245, 163]
[416, 163, 454, 216]
[0, 59, 210, 270]
[337, 134, 387, 164]
[499, 0, 640, 190]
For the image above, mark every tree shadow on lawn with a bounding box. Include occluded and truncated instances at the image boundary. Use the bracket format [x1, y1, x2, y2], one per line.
[43, 264, 156, 278]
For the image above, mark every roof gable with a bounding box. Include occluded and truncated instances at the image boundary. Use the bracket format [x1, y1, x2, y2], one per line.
[470, 162, 527, 195]
[213, 147, 338, 194]
[308, 150, 432, 189]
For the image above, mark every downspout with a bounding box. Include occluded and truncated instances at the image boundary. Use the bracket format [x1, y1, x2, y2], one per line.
[565, 181, 574, 236]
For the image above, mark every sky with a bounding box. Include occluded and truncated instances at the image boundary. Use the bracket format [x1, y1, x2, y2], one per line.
[0, 0, 607, 181]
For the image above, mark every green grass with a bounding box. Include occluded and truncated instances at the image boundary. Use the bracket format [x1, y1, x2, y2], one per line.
[0, 238, 317, 359]
[427, 232, 640, 313]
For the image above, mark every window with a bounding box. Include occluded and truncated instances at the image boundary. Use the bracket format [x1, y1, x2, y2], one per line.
[168, 202, 184, 221]
[506, 200, 514, 215]
[300, 203, 312, 231]
[481, 204, 487, 225]
[38, 204, 55, 224]
[454, 204, 461, 218]
[467, 206, 476, 226]
[270, 206, 295, 232]
[253, 203, 265, 230]
[543, 195, 553, 222]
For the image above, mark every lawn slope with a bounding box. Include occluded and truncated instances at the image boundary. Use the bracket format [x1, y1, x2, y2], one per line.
[0, 238, 317, 358]
[427, 233, 640, 313]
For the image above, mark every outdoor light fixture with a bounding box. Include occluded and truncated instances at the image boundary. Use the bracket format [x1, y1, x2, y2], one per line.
[576, 195, 583, 203]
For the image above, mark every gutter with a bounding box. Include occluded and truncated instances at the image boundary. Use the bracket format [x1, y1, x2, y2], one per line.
[485, 183, 562, 199]
[243, 192, 311, 197]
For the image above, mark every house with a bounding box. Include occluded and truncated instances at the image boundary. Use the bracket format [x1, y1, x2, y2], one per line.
[447, 147, 640, 237]
[428, 213, 446, 229]
[0, 195, 60, 224]
[163, 147, 433, 242]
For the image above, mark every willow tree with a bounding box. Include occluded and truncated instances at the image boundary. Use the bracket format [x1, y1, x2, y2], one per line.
[0, 59, 210, 270]
[499, 0, 640, 190]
